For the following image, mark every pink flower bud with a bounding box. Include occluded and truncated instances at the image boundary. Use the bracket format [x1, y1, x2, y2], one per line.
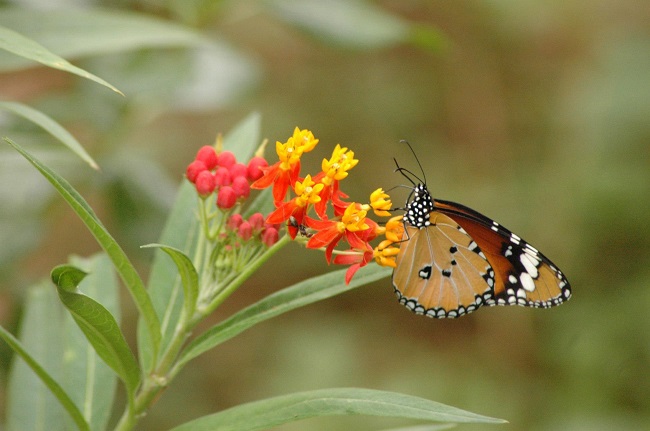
[227, 213, 243, 230]
[248, 212, 265, 231]
[261, 227, 279, 247]
[238, 221, 253, 241]
[195, 170, 216, 197]
[196, 145, 218, 170]
[247, 156, 268, 181]
[229, 163, 248, 179]
[232, 176, 250, 199]
[217, 186, 236, 209]
[217, 151, 236, 169]
[186, 160, 207, 183]
[213, 167, 232, 187]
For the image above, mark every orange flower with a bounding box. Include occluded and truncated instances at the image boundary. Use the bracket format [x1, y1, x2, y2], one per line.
[334, 248, 374, 284]
[266, 175, 324, 238]
[251, 127, 319, 204]
[313, 144, 358, 218]
[306, 203, 372, 263]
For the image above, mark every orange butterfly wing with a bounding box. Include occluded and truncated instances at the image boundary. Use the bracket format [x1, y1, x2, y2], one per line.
[434, 199, 571, 309]
[392, 212, 497, 318]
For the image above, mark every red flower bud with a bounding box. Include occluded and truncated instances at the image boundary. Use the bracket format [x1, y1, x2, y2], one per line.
[195, 170, 216, 197]
[227, 213, 243, 230]
[229, 162, 248, 179]
[262, 227, 279, 247]
[232, 176, 250, 199]
[248, 212, 265, 231]
[217, 151, 236, 169]
[217, 186, 237, 209]
[196, 145, 218, 170]
[247, 156, 268, 181]
[213, 167, 232, 187]
[238, 221, 253, 241]
[186, 160, 207, 183]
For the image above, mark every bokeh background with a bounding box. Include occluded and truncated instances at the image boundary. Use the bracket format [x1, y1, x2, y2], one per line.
[1, 1, 649, 430]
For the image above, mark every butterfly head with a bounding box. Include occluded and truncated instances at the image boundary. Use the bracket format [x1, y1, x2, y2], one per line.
[405, 183, 435, 229]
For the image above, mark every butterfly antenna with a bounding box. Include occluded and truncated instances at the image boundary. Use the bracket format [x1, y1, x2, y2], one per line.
[400, 140, 427, 185]
[393, 157, 417, 186]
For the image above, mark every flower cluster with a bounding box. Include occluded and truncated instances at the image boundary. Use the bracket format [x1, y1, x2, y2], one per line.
[252, 127, 404, 283]
[186, 143, 269, 210]
[185, 141, 280, 289]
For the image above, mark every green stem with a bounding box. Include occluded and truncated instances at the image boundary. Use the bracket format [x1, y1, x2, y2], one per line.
[194, 234, 290, 322]
[113, 223, 291, 431]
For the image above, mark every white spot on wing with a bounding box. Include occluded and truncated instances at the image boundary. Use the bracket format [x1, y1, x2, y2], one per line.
[520, 272, 536, 292]
[520, 253, 540, 279]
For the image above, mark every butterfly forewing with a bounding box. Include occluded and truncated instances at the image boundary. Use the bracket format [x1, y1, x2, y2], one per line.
[392, 212, 496, 318]
[434, 199, 572, 309]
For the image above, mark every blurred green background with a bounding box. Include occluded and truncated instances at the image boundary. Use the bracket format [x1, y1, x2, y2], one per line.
[1, 1, 649, 430]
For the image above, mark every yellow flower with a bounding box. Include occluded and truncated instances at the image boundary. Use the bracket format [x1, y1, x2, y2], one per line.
[320, 144, 359, 186]
[276, 127, 319, 171]
[374, 240, 401, 268]
[294, 175, 324, 207]
[385, 215, 404, 243]
[341, 203, 369, 232]
[369, 188, 392, 217]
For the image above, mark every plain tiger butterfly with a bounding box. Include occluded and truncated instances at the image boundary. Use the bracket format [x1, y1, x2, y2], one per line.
[391, 142, 571, 318]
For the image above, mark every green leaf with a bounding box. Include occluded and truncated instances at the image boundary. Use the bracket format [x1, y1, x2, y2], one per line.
[2, 284, 90, 431]
[141, 244, 199, 326]
[265, 0, 409, 49]
[382, 425, 456, 431]
[64, 254, 120, 431]
[176, 264, 391, 369]
[52, 264, 141, 395]
[0, 8, 204, 70]
[51, 264, 88, 290]
[169, 388, 506, 431]
[0, 101, 99, 169]
[0, 24, 122, 95]
[4, 137, 162, 366]
[138, 112, 261, 370]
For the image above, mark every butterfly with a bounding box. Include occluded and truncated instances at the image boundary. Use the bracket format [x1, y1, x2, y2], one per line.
[391, 143, 571, 318]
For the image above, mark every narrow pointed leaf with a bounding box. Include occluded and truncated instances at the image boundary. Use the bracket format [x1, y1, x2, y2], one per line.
[0, 8, 204, 72]
[142, 244, 199, 325]
[0, 101, 99, 169]
[52, 264, 141, 394]
[169, 388, 506, 431]
[0, 24, 122, 94]
[177, 264, 391, 369]
[65, 254, 120, 431]
[1, 285, 89, 431]
[4, 137, 162, 364]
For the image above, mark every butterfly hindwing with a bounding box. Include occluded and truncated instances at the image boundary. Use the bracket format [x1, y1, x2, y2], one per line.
[434, 199, 572, 309]
[392, 212, 496, 318]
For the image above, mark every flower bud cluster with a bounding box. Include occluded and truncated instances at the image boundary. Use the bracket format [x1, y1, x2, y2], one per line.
[185, 145, 279, 253]
[185, 143, 280, 291]
[186, 145, 269, 209]
[225, 213, 280, 248]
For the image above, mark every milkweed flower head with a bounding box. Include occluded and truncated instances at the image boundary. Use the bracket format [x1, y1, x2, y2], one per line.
[252, 128, 401, 283]
[185, 139, 280, 304]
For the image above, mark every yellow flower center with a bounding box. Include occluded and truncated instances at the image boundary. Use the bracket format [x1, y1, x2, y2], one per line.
[341, 203, 369, 232]
[276, 127, 319, 171]
[321, 144, 359, 186]
[294, 175, 324, 207]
